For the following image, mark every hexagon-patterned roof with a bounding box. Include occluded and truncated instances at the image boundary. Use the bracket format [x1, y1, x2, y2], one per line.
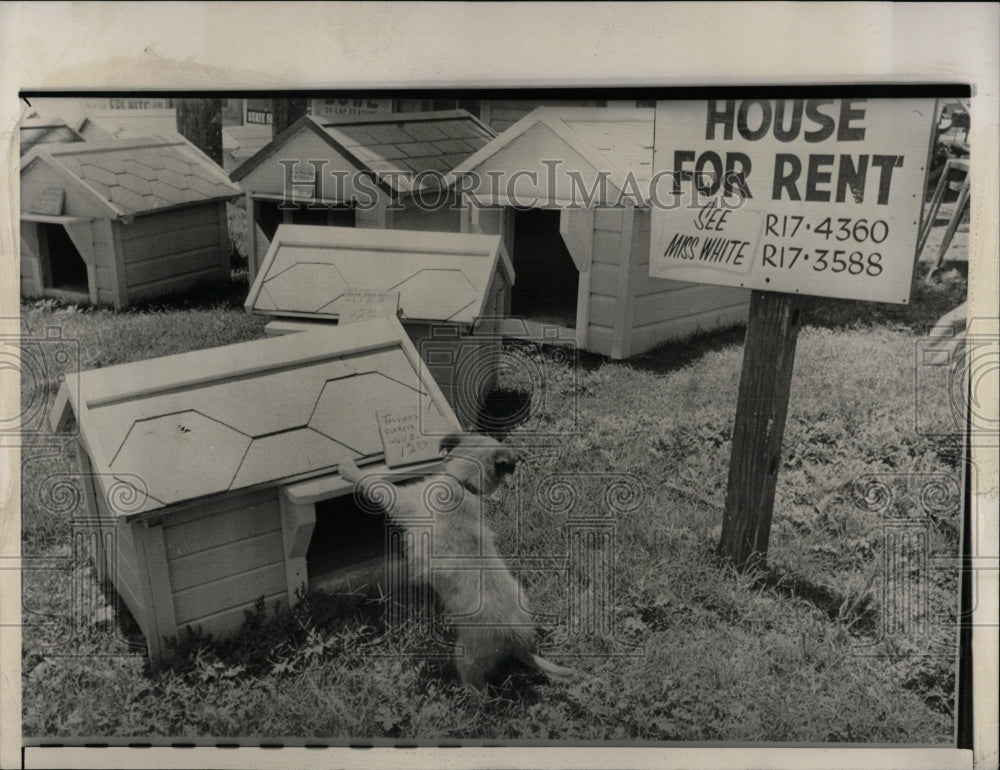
[18, 117, 85, 156]
[20, 136, 242, 218]
[246, 224, 513, 326]
[231, 110, 496, 196]
[51, 316, 459, 517]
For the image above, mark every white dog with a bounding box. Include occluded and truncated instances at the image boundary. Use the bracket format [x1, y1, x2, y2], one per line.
[340, 433, 573, 689]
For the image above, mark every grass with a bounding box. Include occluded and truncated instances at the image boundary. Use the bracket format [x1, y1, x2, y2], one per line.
[19, 262, 967, 743]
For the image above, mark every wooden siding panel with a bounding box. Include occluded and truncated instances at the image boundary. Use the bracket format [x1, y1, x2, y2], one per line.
[634, 275, 693, 297]
[354, 204, 382, 229]
[124, 246, 222, 287]
[20, 224, 41, 294]
[175, 594, 287, 642]
[21, 162, 109, 219]
[92, 481, 149, 633]
[109, 221, 129, 308]
[122, 267, 225, 300]
[589, 262, 619, 297]
[591, 230, 622, 265]
[167, 530, 285, 593]
[162, 491, 280, 559]
[238, 129, 362, 198]
[391, 199, 462, 232]
[94, 265, 117, 286]
[560, 207, 595, 272]
[632, 285, 752, 327]
[90, 219, 115, 269]
[114, 521, 142, 583]
[593, 207, 625, 232]
[611, 206, 638, 358]
[173, 562, 287, 626]
[588, 294, 617, 328]
[121, 205, 217, 241]
[111, 525, 147, 629]
[586, 325, 615, 356]
[123, 221, 220, 262]
[132, 522, 176, 661]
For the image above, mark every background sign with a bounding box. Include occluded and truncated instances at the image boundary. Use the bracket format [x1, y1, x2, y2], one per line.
[649, 99, 936, 303]
[309, 98, 392, 120]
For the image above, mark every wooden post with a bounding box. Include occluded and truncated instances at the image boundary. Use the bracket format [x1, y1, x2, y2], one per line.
[175, 98, 223, 166]
[272, 98, 308, 136]
[718, 289, 804, 569]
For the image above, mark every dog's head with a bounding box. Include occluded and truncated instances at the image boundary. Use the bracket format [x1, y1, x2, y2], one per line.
[439, 433, 517, 495]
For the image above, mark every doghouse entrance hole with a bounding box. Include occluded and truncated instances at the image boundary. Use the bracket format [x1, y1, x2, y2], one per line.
[510, 208, 578, 329]
[39, 223, 88, 292]
[257, 200, 357, 241]
[291, 205, 355, 227]
[307, 494, 400, 592]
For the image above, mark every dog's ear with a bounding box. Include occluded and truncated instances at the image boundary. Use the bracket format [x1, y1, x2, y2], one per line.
[439, 433, 464, 454]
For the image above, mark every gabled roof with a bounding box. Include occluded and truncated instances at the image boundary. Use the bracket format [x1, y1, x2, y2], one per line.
[450, 106, 655, 205]
[50, 316, 459, 518]
[231, 110, 496, 196]
[245, 225, 514, 326]
[19, 117, 85, 156]
[20, 136, 242, 219]
[75, 109, 178, 140]
[222, 123, 273, 159]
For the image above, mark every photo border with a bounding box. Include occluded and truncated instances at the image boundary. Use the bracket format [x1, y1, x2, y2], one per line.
[2, 3, 996, 769]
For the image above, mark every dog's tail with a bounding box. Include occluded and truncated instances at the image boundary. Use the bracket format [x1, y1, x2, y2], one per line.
[524, 652, 575, 682]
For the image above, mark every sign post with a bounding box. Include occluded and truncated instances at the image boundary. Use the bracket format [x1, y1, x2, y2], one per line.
[719, 289, 803, 568]
[649, 97, 935, 568]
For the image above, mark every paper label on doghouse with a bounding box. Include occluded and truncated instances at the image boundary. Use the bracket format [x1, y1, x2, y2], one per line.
[377, 409, 440, 467]
[339, 289, 401, 324]
[32, 187, 65, 216]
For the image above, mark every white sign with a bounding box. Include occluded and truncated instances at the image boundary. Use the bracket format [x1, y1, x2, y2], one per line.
[649, 99, 936, 304]
[77, 98, 170, 111]
[377, 409, 440, 468]
[339, 289, 401, 324]
[309, 98, 392, 120]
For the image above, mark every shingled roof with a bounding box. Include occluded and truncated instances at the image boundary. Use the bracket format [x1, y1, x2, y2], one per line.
[19, 117, 85, 156]
[50, 316, 459, 518]
[451, 107, 655, 204]
[21, 136, 242, 218]
[231, 110, 496, 195]
[246, 225, 513, 326]
[75, 109, 179, 141]
[222, 123, 273, 163]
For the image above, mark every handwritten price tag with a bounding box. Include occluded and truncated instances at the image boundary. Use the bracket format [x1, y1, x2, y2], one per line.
[376, 409, 441, 468]
[339, 289, 401, 324]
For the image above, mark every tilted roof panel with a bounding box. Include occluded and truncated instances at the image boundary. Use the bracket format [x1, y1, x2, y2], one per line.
[246, 224, 510, 327]
[51, 316, 458, 517]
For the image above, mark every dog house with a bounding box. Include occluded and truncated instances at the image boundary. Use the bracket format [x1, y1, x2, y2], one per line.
[50, 316, 460, 662]
[245, 224, 514, 427]
[230, 110, 496, 281]
[18, 116, 85, 156]
[74, 109, 179, 142]
[20, 136, 242, 306]
[452, 107, 751, 359]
